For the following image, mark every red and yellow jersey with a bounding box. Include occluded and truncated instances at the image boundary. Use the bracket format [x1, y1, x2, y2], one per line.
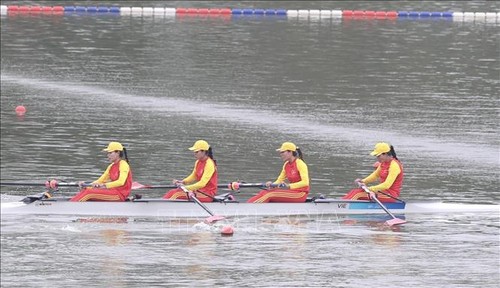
[94, 160, 132, 191]
[275, 158, 309, 192]
[183, 158, 218, 194]
[363, 159, 403, 196]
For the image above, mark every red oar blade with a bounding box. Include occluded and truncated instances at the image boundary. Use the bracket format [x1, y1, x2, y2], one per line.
[131, 182, 150, 190]
[204, 215, 225, 224]
[385, 218, 407, 226]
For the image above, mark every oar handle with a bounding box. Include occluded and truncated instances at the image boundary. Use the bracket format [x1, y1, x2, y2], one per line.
[359, 183, 376, 199]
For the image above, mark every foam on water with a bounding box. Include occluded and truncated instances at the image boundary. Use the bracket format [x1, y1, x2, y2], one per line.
[1, 194, 26, 210]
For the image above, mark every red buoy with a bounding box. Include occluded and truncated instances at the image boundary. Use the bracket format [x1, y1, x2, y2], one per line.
[221, 225, 234, 236]
[15, 105, 26, 116]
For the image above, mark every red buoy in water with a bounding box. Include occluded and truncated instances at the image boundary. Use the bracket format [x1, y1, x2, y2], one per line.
[15, 105, 26, 116]
[221, 225, 234, 236]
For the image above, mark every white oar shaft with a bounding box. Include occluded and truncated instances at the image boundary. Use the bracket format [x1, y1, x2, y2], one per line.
[359, 184, 406, 226]
[178, 185, 225, 224]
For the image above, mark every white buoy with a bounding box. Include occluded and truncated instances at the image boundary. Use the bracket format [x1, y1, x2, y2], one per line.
[320, 10, 332, 18]
[452, 11, 464, 21]
[120, 7, 131, 15]
[309, 10, 320, 16]
[131, 7, 142, 16]
[165, 8, 176, 16]
[142, 7, 153, 15]
[331, 10, 342, 18]
[153, 7, 165, 15]
[485, 12, 496, 22]
[474, 12, 486, 22]
[298, 9, 309, 17]
[463, 12, 475, 21]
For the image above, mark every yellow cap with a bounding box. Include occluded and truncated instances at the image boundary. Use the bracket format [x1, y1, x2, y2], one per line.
[103, 142, 124, 152]
[189, 140, 210, 152]
[276, 142, 297, 152]
[370, 142, 391, 156]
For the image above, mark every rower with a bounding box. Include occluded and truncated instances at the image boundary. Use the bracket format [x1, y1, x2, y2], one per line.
[163, 140, 218, 203]
[247, 142, 310, 203]
[70, 141, 133, 202]
[343, 142, 404, 203]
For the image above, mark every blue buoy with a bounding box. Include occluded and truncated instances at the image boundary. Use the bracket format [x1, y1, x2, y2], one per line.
[442, 12, 453, 17]
[430, 12, 442, 17]
[408, 11, 419, 17]
[87, 6, 97, 13]
[231, 9, 242, 15]
[254, 9, 264, 15]
[420, 12, 431, 17]
[276, 9, 287, 15]
[75, 6, 86, 12]
[398, 11, 409, 17]
[264, 9, 276, 15]
[242, 9, 253, 15]
[97, 7, 109, 13]
[64, 6, 75, 12]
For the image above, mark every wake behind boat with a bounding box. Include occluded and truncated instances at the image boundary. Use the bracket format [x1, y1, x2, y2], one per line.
[1, 195, 498, 218]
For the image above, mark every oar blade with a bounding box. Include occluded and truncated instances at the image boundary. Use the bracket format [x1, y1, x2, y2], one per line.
[385, 218, 407, 226]
[131, 182, 148, 190]
[204, 215, 225, 224]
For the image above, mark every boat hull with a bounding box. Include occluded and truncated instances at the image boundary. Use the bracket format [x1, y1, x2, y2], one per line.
[2, 198, 498, 218]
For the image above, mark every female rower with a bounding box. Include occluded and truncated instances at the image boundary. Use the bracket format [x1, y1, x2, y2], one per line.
[247, 142, 309, 203]
[163, 140, 218, 202]
[343, 142, 404, 203]
[70, 141, 133, 202]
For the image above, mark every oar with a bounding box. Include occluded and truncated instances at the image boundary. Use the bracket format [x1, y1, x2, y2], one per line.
[2, 181, 275, 190]
[131, 181, 267, 190]
[229, 182, 286, 190]
[377, 190, 406, 203]
[14, 182, 92, 204]
[177, 185, 226, 224]
[359, 184, 406, 226]
[131, 182, 177, 189]
[0, 181, 80, 188]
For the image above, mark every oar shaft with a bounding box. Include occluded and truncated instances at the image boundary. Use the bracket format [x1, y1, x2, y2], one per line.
[236, 183, 266, 188]
[0, 182, 80, 187]
[1, 182, 47, 186]
[370, 194, 398, 219]
[178, 185, 215, 216]
[359, 184, 403, 221]
[191, 194, 215, 216]
[132, 182, 268, 190]
[133, 184, 229, 189]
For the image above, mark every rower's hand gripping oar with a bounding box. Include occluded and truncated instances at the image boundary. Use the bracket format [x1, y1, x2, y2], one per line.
[177, 185, 225, 224]
[359, 183, 407, 226]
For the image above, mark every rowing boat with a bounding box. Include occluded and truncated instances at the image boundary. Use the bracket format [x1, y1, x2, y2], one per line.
[1, 196, 498, 218]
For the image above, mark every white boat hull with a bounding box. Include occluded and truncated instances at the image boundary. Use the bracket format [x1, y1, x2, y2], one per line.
[1, 198, 498, 218]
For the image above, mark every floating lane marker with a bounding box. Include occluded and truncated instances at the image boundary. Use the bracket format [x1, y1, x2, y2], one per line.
[0, 5, 498, 22]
